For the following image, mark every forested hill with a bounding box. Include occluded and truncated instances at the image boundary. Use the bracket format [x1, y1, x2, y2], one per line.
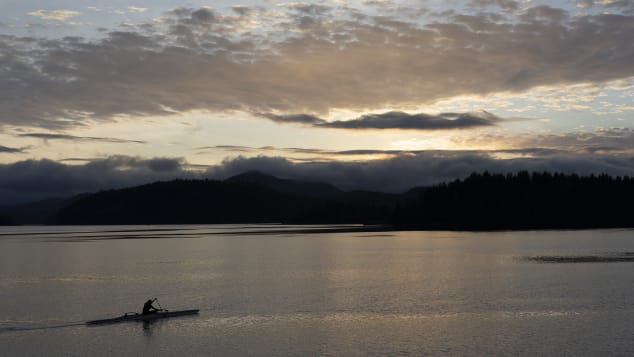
[50, 174, 397, 225]
[400, 172, 633, 229]
[14, 171, 634, 229]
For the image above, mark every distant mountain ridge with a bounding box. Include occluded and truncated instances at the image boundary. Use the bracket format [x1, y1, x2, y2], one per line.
[226, 171, 342, 197]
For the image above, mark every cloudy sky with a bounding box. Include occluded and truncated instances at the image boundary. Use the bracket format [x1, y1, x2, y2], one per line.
[1, 0, 633, 204]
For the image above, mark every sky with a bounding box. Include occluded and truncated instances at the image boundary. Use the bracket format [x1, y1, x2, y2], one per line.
[1, 0, 633, 205]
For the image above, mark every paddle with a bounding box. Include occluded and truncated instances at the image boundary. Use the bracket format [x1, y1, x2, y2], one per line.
[154, 298, 168, 312]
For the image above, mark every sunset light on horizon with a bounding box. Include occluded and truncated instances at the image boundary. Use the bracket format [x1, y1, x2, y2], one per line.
[1, 0, 633, 204]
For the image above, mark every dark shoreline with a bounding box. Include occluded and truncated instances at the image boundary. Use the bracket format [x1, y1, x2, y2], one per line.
[3, 223, 633, 234]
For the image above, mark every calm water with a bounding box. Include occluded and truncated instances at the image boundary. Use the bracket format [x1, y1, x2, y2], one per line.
[1, 225, 633, 356]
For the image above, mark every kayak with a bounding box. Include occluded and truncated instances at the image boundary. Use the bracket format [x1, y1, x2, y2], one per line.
[86, 309, 199, 325]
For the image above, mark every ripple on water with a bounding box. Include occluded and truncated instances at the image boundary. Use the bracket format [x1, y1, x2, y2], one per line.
[521, 252, 634, 263]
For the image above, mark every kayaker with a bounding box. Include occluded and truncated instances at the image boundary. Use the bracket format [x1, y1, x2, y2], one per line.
[142, 298, 160, 315]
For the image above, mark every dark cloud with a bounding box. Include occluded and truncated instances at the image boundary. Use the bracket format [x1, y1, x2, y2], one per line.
[260, 113, 325, 125]
[468, 0, 519, 11]
[231, 6, 252, 16]
[0, 156, 195, 205]
[206, 153, 634, 193]
[60, 157, 97, 162]
[260, 111, 502, 130]
[0, 145, 24, 153]
[1, 7, 633, 128]
[199, 145, 255, 152]
[319, 111, 499, 130]
[3, 150, 634, 206]
[18, 133, 146, 143]
[191, 9, 216, 24]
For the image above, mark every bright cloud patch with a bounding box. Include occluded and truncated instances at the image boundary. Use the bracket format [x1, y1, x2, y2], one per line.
[128, 6, 148, 13]
[28, 10, 80, 21]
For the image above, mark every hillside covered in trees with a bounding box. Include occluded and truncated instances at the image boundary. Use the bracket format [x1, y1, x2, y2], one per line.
[50, 172, 397, 225]
[0, 213, 14, 226]
[400, 171, 633, 229]
[3, 171, 633, 229]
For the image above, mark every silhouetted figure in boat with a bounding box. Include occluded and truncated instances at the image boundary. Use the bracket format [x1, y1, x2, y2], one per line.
[143, 298, 160, 315]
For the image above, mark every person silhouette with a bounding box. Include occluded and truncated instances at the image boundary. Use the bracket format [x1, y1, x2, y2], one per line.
[142, 298, 160, 315]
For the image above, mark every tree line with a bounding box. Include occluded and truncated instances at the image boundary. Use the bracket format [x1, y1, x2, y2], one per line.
[397, 171, 633, 229]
